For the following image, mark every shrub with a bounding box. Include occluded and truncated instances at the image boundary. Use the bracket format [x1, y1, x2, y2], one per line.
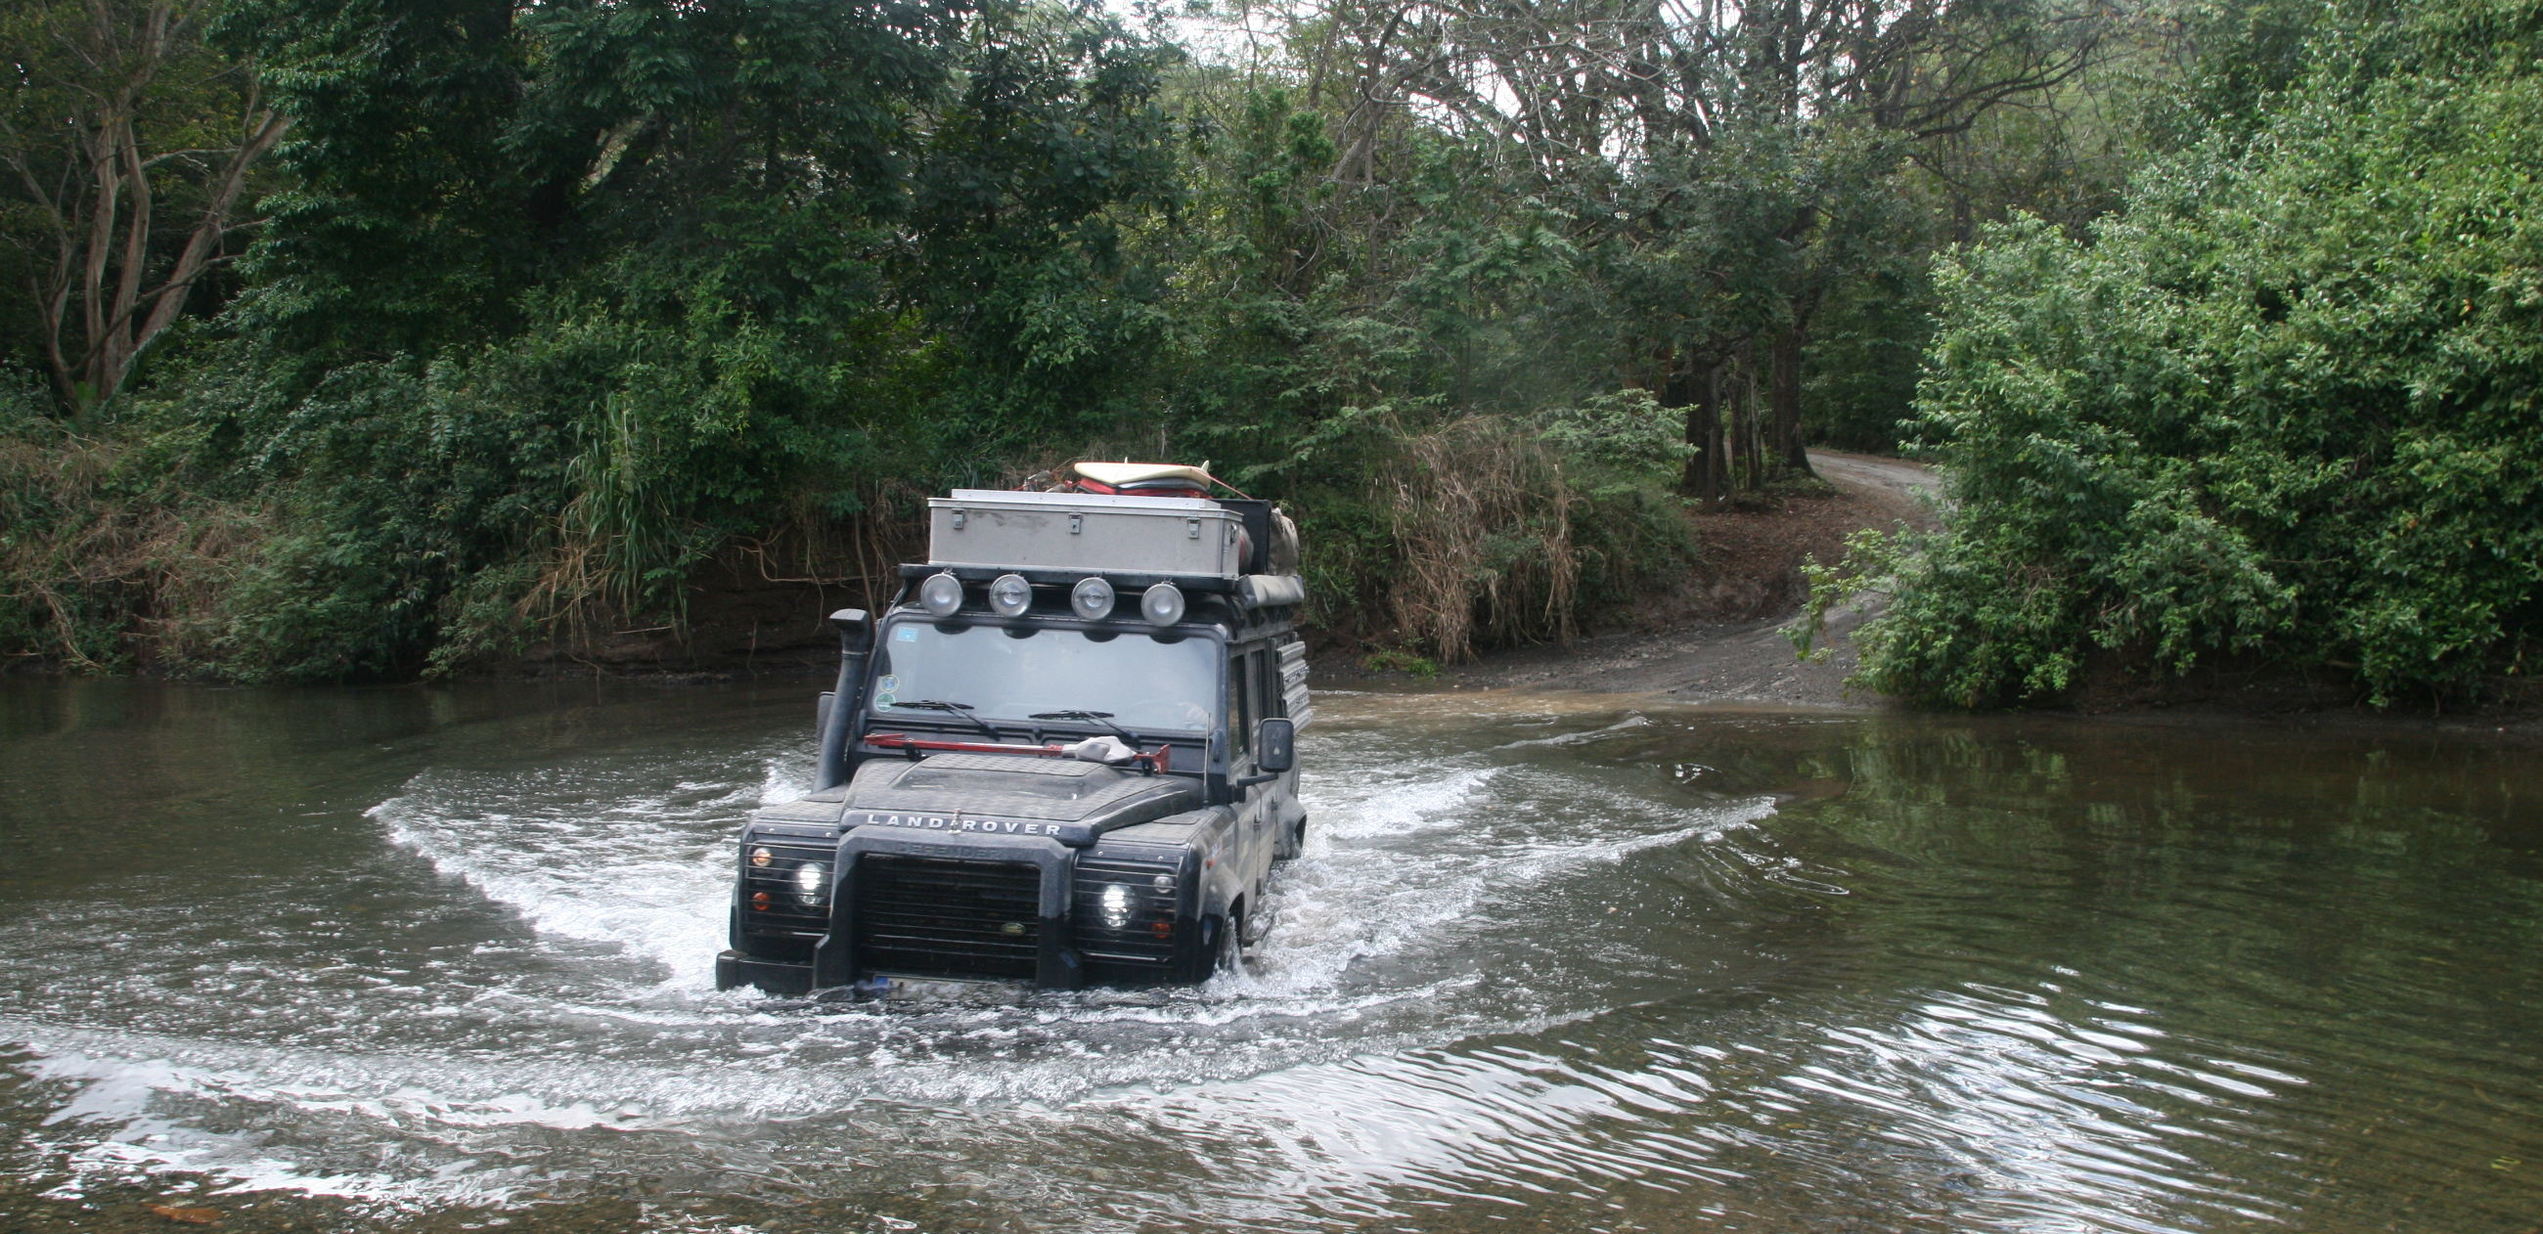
[1869, 63, 2543, 706]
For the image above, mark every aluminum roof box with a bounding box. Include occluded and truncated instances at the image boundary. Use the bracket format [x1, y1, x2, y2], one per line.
[928, 490, 1246, 580]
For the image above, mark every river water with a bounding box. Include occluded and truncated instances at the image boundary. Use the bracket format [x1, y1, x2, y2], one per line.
[0, 678, 2538, 1233]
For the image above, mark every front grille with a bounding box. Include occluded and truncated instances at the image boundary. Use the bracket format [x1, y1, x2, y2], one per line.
[742, 843, 832, 937]
[1072, 855, 1179, 982]
[854, 855, 1044, 979]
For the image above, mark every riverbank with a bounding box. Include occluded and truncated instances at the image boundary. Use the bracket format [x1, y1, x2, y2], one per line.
[1321, 449, 1939, 709]
[1331, 452, 2543, 739]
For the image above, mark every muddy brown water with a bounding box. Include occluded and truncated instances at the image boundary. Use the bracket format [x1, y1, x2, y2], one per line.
[1, 678, 2539, 1233]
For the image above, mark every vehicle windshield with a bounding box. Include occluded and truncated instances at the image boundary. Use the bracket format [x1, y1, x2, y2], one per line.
[868, 621, 1220, 734]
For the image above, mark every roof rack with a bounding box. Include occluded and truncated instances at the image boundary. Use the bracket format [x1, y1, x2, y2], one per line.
[930, 489, 1254, 580]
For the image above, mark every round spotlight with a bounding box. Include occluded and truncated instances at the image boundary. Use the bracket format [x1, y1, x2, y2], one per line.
[989, 573, 1032, 617]
[1140, 581, 1186, 626]
[793, 861, 828, 906]
[1070, 576, 1116, 620]
[918, 571, 963, 616]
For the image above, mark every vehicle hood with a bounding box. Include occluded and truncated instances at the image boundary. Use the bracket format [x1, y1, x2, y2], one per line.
[836, 752, 1201, 845]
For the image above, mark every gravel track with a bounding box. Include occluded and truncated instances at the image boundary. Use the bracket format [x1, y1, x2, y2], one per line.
[1383, 450, 1939, 708]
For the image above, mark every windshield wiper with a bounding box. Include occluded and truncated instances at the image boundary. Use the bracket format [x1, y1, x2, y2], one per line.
[1030, 709, 1144, 746]
[897, 699, 1004, 741]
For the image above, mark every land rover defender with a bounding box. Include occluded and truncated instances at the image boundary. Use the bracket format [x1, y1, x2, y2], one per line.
[715, 464, 1310, 993]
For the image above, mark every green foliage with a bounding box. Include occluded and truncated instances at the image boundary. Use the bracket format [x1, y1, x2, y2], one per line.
[0, 370, 82, 661]
[1869, 16, 2543, 706]
[1803, 266, 1933, 452]
[138, 349, 553, 680]
[1534, 390, 1702, 617]
[2, 0, 289, 411]
[1788, 526, 1905, 664]
[1132, 77, 1702, 662]
[904, 2, 1183, 432]
[1359, 649, 1440, 678]
[1537, 390, 1691, 488]
[212, 0, 549, 360]
[0, 364, 256, 672]
[1158, 83, 1587, 485]
[0, 0, 2152, 682]
[108, 0, 1180, 678]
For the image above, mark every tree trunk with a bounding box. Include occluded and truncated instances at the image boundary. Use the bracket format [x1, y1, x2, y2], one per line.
[1767, 324, 1813, 476]
[7, 1, 288, 414]
[1670, 355, 1728, 502]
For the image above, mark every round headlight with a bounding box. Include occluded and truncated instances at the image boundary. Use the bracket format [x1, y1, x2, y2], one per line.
[989, 573, 1032, 617]
[1140, 582, 1186, 626]
[1099, 883, 1133, 931]
[794, 861, 828, 906]
[749, 846, 773, 868]
[1070, 576, 1116, 620]
[919, 571, 963, 616]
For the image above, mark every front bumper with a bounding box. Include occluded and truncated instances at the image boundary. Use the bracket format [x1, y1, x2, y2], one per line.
[720, 827, 1196, 993]
[716, 948, 818, 996]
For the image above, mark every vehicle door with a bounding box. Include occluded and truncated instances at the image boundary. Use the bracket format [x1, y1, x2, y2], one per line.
[1227, 643, 1280, 883]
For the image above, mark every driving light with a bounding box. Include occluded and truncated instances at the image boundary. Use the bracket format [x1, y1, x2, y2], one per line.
[793, 861, 828, 906]
[989, 573, 1031, 617]
[919, 571, 963, 616]
[1070, 576, 1115, 620]
[1100, 883, 1133, 930]
[1140, 582, 1185, 626]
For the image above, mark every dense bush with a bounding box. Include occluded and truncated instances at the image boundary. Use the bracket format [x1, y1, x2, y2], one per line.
[1863, 33, 2543, 705]
[24, 0, 1191, 681]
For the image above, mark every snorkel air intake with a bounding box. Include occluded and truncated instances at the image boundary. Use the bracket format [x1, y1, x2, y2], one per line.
[812, 609, 874, 792]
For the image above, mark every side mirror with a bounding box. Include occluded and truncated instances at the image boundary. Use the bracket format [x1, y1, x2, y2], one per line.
[1255, 717, 1295, 774]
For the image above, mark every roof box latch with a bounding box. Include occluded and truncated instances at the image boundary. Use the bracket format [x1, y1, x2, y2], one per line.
[1186, 517, 1201, 540]
[1069, 512, 1084, 535]
[951, 510, 967, 530]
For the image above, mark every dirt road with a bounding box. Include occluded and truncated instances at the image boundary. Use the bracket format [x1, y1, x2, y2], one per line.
[1410, 450, 1939, 707]
[1810, 449, 1942, 508]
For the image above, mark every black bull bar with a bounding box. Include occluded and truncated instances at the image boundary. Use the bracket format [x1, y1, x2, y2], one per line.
[721, 829, 1087, 994]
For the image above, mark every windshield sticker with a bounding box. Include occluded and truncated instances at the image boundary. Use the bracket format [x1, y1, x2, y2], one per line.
[894, 626, 919, 643]
[873, 691, 898, 709]
[877, 674, 900, 693]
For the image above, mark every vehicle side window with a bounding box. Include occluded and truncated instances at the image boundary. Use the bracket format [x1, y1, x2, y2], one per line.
[1230, 653, 1252, 757]
[1256, 649, 1283, 719]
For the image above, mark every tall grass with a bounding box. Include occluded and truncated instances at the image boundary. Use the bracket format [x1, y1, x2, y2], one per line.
[1380, 417, 1582, 662]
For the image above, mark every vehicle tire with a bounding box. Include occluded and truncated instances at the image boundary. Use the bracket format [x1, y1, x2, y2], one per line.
[1207, 911, 1243, 977]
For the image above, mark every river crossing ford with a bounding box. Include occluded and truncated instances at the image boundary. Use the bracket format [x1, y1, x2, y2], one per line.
[0, 677, 2538, 1233]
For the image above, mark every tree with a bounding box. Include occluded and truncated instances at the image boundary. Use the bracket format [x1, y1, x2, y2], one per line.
[0, 0, 289, 412]
[156, 0, 1189, 678]
[1199, 0, 2110, 496]
[1864, 5, 2543, 706]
